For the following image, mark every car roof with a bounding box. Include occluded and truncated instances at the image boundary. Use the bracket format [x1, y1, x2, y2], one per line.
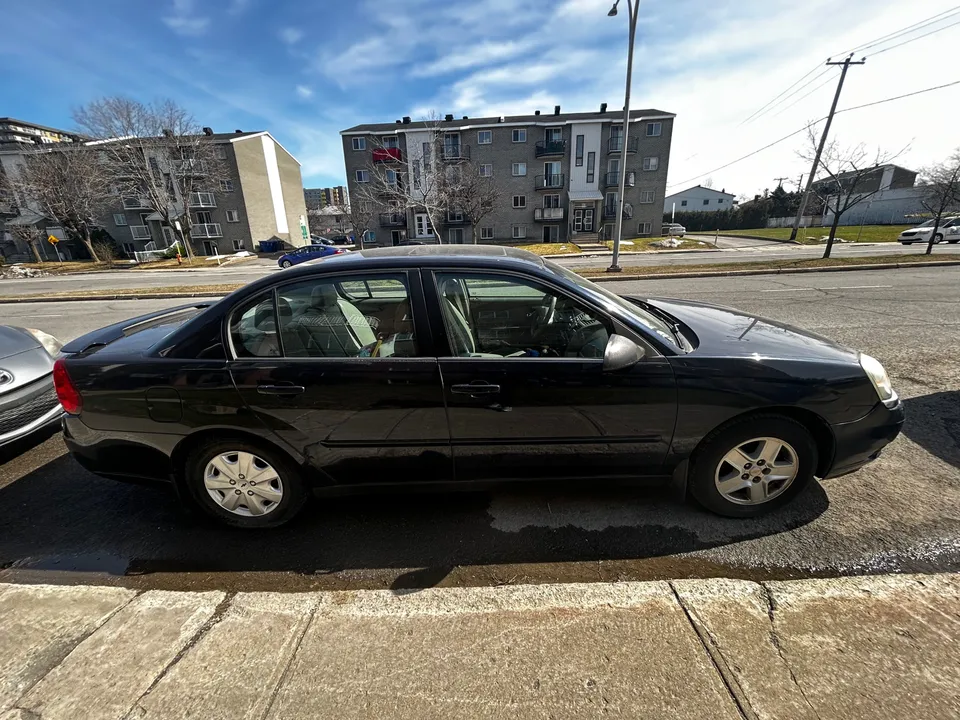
[321, 244, 547, 269]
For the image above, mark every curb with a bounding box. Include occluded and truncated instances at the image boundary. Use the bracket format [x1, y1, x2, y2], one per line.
[586, 259, 960, 283]
[2, 260, 958, 302]
[718, 234, 802, 245]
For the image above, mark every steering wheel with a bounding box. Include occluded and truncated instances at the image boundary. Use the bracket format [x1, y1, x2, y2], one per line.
[531, 294, 557, 336]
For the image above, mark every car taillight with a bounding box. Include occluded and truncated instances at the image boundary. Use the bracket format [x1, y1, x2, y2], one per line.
[53, 359, 82, 415]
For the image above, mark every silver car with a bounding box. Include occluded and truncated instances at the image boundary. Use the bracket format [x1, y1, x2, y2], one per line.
[0, 326, 64, 448]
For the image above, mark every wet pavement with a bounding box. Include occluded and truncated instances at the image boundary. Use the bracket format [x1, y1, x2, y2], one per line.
[1, 266, 958, 592]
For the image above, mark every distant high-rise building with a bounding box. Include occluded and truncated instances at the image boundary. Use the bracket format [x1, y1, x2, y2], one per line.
[304, 185, 347, 209]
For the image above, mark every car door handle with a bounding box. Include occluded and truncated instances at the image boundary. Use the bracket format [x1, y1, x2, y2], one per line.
[257, 384, 305, 396]
[451, 383, 501, 395]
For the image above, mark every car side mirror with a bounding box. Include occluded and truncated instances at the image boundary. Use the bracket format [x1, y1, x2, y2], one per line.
[602, 334, 645, 372]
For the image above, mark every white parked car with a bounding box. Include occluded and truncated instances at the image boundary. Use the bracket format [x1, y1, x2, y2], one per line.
[662, 223, 686, 238]
[898, 217, 960, 245]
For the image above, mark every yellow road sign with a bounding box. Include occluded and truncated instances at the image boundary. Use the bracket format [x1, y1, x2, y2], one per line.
[47, 234, 59, 244]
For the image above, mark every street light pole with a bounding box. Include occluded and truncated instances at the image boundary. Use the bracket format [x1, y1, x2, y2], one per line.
[607, 0, 639, 272]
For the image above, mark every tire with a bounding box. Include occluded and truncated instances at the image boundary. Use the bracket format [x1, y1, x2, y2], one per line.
[949, 239, 959, 244]
[281, 260, 292, 268]
[934, 234, 944, 244]
[901, 241, 912, 245]
[688, 415, 818, 518]
[185, 439, 306, 528]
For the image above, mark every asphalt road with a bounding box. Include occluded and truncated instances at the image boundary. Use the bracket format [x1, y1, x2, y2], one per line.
[1, 266, 958, 592]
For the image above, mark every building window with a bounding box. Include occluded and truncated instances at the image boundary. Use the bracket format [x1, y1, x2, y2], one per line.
[513, 195, 526, 209]
[586, 152, 595, 183]
[479, 163, 493, 177]
[477, 130, 492, 144]
[113, 213, 127, 226]
[642, 156, 659, 171]
[512, 224, 527, 239]
[356, 169, 369, 182]
[646, 122, 662, 137]
[681, 200, 688, 207]
[448, 228, 464, 243]
[386, 169, 397, 185]
[543, 194, 560, 208]
[718, 198, 724, 204]
[233, 239, 244, 251]
[352, 137, 366, 151]
[447, 210, 464, 222]
[575, 134, 584, 166]
[639, 191, 655, 204]
[638, 222, 652, 235]
[512, 162, 527, 176]
[226, 210, 240, 222]
[481, 226, 494, 240]
[703, 199, 709, 205]
[512, 128, 526, 143]
[220, 179, 235, 192]
[122, 242, 136, 255]
[383, 136, 399, 149]
[360, 200, 373, 212]
[214, 146, 228, 160]
[363, 230, 376, 244]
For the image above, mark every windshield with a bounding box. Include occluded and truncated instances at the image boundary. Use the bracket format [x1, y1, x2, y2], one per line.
[545, 260, 680, 349]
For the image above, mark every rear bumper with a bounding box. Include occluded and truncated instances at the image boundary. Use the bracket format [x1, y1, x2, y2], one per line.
[825, 399, 905, 478]
[62, 415, 177, 486]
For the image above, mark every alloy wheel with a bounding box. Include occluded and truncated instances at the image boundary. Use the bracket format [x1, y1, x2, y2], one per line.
[714, 437, 798, 505]
[204, 451, 283, 517]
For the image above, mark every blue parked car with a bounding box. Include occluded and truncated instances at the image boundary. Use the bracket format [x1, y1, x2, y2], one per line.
[277, 243, 345, 268]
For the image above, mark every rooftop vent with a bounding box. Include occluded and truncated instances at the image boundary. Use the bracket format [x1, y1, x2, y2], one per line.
[534, 110, 540, 116]
[462, 116, 468, 119]
[600, 103, 607, 113]
[554, 105, 560, 115]
[444, 114, 454, 122]
[235, 129, 242, 134]
[162, 128, 173, 137]
[202, 127, 213, 136]
[395, 119, 402, 124]
[498, 117, 505, 123]
[402, 116, 411, 124]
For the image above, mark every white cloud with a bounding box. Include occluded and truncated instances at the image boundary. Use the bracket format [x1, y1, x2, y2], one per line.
[162, 0, 209, 36]
[296, 85, 313, 99]
[410, 40, 534, 77]
[279, 27, 303, 45]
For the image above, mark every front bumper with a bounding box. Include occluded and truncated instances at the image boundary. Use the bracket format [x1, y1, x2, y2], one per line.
[0, 377, 64, 448]
[825, 399, 905, 478]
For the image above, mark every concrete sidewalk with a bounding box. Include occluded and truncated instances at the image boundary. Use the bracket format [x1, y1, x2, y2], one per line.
[1, 574, 957, 719]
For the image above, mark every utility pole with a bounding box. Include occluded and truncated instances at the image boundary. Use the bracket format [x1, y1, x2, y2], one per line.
[773, 177, 789, 188]
[796, 174, 804, 193]
[789, 53, 865, 241]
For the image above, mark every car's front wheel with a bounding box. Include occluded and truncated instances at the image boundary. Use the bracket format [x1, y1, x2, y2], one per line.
[689, 415, 817, 518]
[280, 260, 293, 268]
[186, 440, 306, 528]
[934, 233, 944, 244]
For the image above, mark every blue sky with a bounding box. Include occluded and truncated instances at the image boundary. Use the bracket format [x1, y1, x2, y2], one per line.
[3, 0, 958, 197]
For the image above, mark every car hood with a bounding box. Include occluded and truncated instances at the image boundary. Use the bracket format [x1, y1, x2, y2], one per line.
[0, 326, 41, 360]
[643, 297, 859, 363]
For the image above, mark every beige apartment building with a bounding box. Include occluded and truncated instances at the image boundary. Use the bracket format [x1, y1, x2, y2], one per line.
[103, 130, 309, 256]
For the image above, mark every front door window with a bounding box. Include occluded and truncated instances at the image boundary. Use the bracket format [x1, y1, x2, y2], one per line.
[544, 161, 562, 184]
[573, 209, 583, 232]
[583, 208, 594, 231]
[542, 225, 559, 242]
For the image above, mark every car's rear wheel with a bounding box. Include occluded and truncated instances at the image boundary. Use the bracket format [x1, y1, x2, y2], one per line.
[281, 260, 292, 268]
[689, 415, 817, 518]
[186, 440, 306, 528]
[934, 233, 944, 243]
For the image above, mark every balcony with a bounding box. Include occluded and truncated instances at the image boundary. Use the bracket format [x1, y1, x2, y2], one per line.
[372, 147, 402, 163]
[379, 212, 406, 227]
[189, 192, 216, 208]
[603, 202, 633, 220]
[535, 139, 567, 157]
[602, 171, 636, 188]
[607, 136, 639, 154]
[130, 225, 152, 240]
[535, 174, 565, 190]
[534, 207, 565, 221]
[192, 223, 222, 238]
[122, 196, 151, 210]
[441, 145, 471, 161]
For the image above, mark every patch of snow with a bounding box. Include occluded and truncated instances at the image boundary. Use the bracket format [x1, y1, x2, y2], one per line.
[651, 238, 683, 248]
[0, 265, 48, 279]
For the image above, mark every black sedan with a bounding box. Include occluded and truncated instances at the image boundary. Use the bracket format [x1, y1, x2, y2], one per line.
[54, 246, 904, 528]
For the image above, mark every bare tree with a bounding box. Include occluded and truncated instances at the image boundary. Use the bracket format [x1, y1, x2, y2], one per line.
[446, 164, 502, 244]
[918, 151, 960, 256]
[328, 201, 375, 249]
[802, 128, 899, 258]
[74, 97, 230, 259]
[3, 222, 45, 263]
[9, 147, 114, 262]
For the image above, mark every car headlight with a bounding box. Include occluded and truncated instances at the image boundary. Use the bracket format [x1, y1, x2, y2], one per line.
[859, 353, 898, 407]
[25, 328, 63, 357]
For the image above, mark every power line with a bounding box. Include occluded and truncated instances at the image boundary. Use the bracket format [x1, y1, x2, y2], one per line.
[666, 79, 960, 190]
[770, 71, 838, 119]
[739, 65, 825, 126]
[870, 16, 960, 56]
[841, 5, 960, 54]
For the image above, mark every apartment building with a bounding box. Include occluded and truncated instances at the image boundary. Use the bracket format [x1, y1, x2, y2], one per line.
[663, 185, 738, 214]
[340, 104, 675, 246]
[103, 129, 309, 256]
[304, 185, 347, 210]
[0, 118, 79, 148]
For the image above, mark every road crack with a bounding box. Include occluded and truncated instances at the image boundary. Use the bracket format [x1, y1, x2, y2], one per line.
[759, 583, 822, 720]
